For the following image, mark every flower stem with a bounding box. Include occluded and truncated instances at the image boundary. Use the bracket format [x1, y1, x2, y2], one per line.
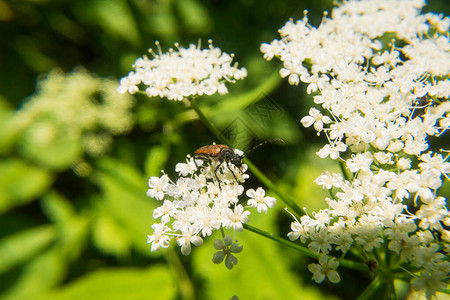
[243, 223, 367, 272]
[190, 97, 227, 144]
[243, 223, 317, 257]
[356, 276, 383, 300]
[244, 159, 305, 216]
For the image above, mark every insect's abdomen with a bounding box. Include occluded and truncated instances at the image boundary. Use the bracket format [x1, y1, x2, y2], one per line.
[195, 144, 229, 157]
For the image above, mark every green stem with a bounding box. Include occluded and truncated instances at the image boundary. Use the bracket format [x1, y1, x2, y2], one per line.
[244, 159, 305, 217]
[339, 160, 350, 181]
[243, 223, 367, 272]
[164, 249, 195, 300]
[243, 223, 316, 257]
[190, 97, 228, 144]
[357, 276, 383, 300]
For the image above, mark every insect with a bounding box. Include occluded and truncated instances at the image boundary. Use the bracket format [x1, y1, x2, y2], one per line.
[194, 139, 284, 189]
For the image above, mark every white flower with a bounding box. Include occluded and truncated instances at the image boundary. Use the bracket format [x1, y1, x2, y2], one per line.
[246, 187, 277, 214]
[152, 200, 175, 224]
[147, 152, 276, 256]
[419, 152, 450, 177]
[175, 157, 199, 176]
[314, 172, 344, 190]
[118, 41, 247, 100]
[177, 227, 203, 256]
[301, 107, 332, 135]
[346, 153, 373, 173]
[308, 228, 332, 254]
[147, 174, 170, 200]
[316, 142, 348, 160]
[416, 197, 448, 230]
[308, 254, 341, 284]
[147, 223, 171, 252]
[223, 204, 250, 232]
[397, 157, 412, 170]
[116, 73, 140, 94]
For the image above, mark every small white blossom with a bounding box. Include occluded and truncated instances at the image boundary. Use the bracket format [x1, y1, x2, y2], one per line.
[246, 187, 277, 214]
[308, 254, 341, 284]
[147, 152, 276, 256]
[301, 107, 332, 135]
[177, 228, 204, 256]
[264, 0, 449, 295]
[147, 223, 171, 252]
[118, 41, 247, 100]
[223, 204, 250, 232]
[147, 174, 170, 200]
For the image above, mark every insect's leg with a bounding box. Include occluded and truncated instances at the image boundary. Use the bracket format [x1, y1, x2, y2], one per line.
[227, 162, 238, 182]
[214, 161, 223, 190]
[193, 156, 200, 171]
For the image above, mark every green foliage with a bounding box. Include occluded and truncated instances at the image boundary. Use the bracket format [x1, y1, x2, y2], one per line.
[41, 265, 175, 300]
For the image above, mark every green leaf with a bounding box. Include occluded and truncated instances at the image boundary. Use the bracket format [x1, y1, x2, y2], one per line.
[175, 0, 212, 34]
[144, 145, 169, 177]
[19, 132, 82, 170]
[2, 248, 66, 300]
[40, 192, 91, 260]
[87, 0, 140, 47]
[92, 212, 132, 257]
[0, 159, 53, 213]
[40, 191, 76, 223]
[41, 265, 175, 300]
[0, 225, 56, 274]
[94, 157, 156, 255]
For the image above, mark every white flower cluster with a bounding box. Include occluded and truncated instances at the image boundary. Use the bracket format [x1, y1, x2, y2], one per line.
[263, 0, 449, 297]
[146, 153, 276, 257]
[117, 40, 247, 101]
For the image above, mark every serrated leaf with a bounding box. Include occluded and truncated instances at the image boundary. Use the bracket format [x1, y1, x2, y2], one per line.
[41, 265, 175, 300]
[0, 159, 53, 213]
[0, 225, 56, 274]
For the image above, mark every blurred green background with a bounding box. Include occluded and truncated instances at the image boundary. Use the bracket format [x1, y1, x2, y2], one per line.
[0, 0, 449, 299]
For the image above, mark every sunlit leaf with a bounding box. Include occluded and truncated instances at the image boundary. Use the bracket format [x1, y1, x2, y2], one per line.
[41, 265, 175, 300]
[2, 248, 66, 300]
[92, 212, 132, 257]
[0, 225, 56, 274]
[88, 0, 140, 46]
[175, 0, 212, 34]
[94, 157, 155, 255]
[18, 130, 82, 170]
[144, 145, 169, 177]
[0, 159, 53, 213]
[40, 191, 76, 223]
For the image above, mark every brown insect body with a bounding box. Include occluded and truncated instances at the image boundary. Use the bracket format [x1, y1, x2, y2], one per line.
[194, 144, 243, 188]
[194, 144, 243, 170]
[193, 139, 284, 189]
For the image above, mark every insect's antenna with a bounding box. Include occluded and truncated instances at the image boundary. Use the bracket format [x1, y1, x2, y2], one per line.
[243, 138, 284, 157]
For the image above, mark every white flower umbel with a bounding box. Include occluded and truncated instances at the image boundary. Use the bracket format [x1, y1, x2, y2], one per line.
[147, 152, 276, 259]
[265, 0, 450, 296]
[118, 40, 247, 101]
